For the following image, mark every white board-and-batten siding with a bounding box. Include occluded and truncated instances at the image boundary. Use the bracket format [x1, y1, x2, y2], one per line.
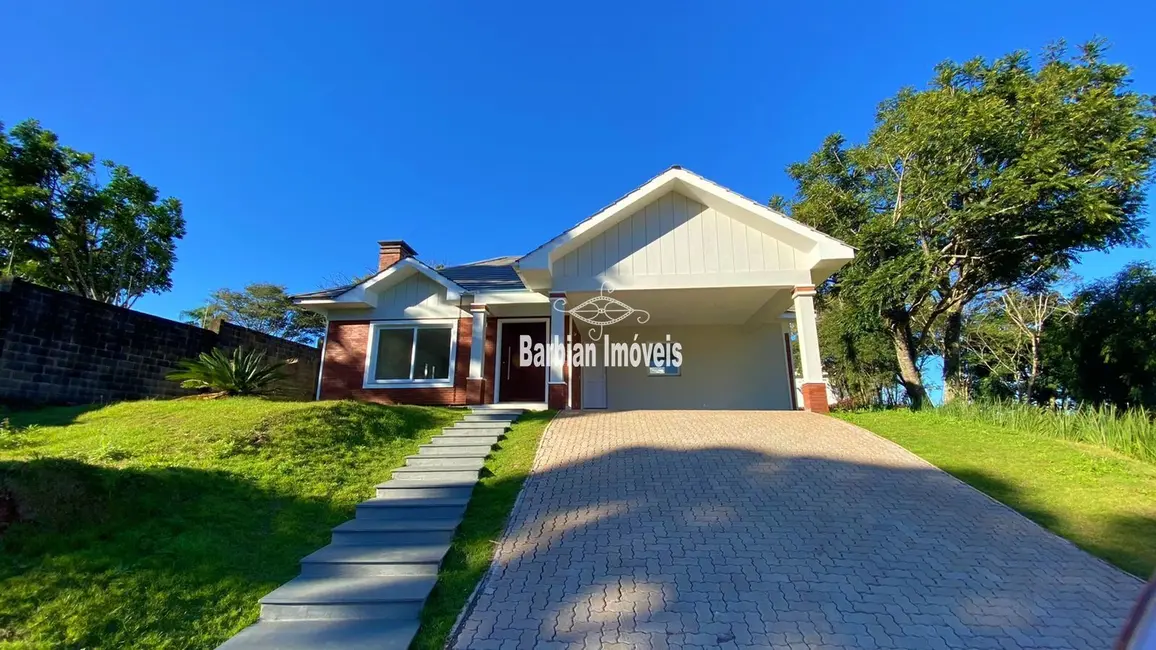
[557, 191, 805, 279]
[327, 273, 465, 321]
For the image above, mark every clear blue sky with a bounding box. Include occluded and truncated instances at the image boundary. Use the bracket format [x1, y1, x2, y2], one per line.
[2, 0, 1154, 326]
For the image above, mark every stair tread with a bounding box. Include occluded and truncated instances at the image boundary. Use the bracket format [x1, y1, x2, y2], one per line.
[333, 518, 461, 532]
[376, 478, 477, 489]
[356, 497, 470, 508]
[218, 620, 419, 650]
[393, 466, 480, 474]
[302, 543, 450, 565]
[260, 575, 436, 604]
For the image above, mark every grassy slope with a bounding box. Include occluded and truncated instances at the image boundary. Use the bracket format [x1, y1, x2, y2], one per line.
[411, 410, 555, 650]
[0, 399, 458, 650]
[839, 410, 1156, 578]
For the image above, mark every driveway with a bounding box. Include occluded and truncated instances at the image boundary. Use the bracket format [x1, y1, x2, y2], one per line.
[451, 411, 1143, 650]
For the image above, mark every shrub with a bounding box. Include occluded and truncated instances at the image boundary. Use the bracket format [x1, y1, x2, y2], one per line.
[166, 347, 286, 396]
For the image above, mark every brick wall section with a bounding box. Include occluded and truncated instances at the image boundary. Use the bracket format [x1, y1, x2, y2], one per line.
[800, 382, 830, 414]
[320, 317, 473, 405]
[0, 279, 320, 406]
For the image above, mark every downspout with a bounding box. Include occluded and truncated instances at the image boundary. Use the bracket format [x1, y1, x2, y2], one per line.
[315, 315, 329, 401]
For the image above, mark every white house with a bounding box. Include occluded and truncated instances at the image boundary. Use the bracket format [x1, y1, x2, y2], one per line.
[293, 167, 853, 412]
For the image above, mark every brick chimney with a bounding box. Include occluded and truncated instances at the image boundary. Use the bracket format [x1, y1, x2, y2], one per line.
[378, 240, 417, 271]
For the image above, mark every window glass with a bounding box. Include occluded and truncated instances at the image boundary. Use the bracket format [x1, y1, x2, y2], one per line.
[374, 328, 415, 380]
[413, 327, 453, 380]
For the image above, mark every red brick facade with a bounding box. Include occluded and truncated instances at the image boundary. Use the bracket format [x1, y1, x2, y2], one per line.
[320, 317, 473, 405]
[800, 382, 829, 414]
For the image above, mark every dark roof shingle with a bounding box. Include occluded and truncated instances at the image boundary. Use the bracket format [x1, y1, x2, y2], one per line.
[440, 256, 525, 292]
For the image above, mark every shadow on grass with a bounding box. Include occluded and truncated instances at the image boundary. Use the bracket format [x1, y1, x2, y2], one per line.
[0, 458, 343, 647]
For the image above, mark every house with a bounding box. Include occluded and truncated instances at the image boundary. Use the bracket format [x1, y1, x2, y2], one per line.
[293, 167, 854, 413]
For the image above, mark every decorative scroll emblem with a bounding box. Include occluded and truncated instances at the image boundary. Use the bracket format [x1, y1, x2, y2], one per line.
[553, 283, 650, 341]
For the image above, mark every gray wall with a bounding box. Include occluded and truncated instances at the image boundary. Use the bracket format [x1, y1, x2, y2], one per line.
[0, 278, 320, 406]
[599, 324, 792, 410]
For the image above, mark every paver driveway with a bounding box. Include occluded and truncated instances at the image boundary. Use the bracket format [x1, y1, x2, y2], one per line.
[451, 411, 1143, 650]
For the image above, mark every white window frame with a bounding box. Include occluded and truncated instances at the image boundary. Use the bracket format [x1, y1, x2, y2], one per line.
[363, 319, 458, 389]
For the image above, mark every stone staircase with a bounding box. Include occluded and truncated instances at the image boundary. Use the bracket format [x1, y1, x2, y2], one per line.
[217, 406, 523, 650]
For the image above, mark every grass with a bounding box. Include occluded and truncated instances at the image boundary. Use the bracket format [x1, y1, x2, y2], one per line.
[938, 399, 1156, 464]
[839, 409, 1156, 578]
[0, 398, 459, 649]
[411, 409, 555, 650]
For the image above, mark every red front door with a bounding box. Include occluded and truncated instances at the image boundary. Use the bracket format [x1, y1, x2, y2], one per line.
[499, 321, 547, 402]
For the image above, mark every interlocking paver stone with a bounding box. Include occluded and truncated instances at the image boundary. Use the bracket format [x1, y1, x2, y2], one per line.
[451, 411, 1142, 649]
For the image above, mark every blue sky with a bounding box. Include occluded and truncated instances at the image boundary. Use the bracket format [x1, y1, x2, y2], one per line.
[2, 0, 1154, 328]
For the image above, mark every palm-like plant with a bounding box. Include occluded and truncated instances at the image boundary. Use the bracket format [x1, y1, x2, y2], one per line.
[167, 347, 287, 396]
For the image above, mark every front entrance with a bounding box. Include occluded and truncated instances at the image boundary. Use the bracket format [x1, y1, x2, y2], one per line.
[497, 320, 547, 403]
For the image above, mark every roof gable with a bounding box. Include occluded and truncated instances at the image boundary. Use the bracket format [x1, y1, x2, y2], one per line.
[293, 256, 466, 307]
[517, 167, 853, 277]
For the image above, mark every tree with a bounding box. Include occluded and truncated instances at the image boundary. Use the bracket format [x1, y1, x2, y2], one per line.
[183, 283, 326, 344]
[963, 286, 1068, 403]
[42, 161, 185, 307]
[816, 296, 904, 408]
[0, 119, 185, 306]
[784, 42, 1156, 408]
[1047, 263, 1156, 409]
[0, 120, 81, 276]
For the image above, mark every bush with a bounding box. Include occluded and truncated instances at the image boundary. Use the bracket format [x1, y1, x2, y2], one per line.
[939, 399, 1156, 463]
[166, 347, 286, 396]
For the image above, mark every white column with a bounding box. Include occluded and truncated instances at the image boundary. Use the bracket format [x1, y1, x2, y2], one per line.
[793, 286, 824, 383]
[549, 293, 566, 385]
[468, 306, 487, 379]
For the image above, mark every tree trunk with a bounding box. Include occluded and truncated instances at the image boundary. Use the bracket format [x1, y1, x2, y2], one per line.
[1024, 335, 1040, 404]
[941, 302, 965, 403]
[889, 322, 927, 410]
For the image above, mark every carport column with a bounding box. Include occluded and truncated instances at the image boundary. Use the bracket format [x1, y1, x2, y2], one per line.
[466, 304, 488, 404]
[793, 286, 829, 414]
[548, 292, 568, 409]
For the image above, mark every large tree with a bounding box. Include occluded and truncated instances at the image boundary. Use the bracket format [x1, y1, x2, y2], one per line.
[785, 42, 1156, 408]
[1046, 263, 1156, 409]
[0, 119, 185, 307]
[182, 283, 326, 344]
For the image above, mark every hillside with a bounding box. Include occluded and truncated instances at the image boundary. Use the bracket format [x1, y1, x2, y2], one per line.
[0, 398, 459, 649]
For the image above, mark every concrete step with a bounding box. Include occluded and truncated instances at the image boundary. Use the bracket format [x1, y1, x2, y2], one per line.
[392, 466, 480, 482]
[374, 479, 475, 500]
[259, 574, 436, 621]
[429, 434, 499, 444]
[218, 619, 420, 650]
[331, 518, 459, 546]
[419, 443, 493, 456]
[468, 406, 523, 416]
[463, 413, 519, 423]
[300, 543, 448, 577]
[441, 428, 505, 439]
[355, 497, 469, 520]
[447, 421, 510, 431]
[404, 455, 486, 470]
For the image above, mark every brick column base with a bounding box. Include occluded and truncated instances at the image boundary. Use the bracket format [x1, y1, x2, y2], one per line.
[548, 383, 567, 410]
[466, 378, 486, 405]
[800, 383, 830, 414]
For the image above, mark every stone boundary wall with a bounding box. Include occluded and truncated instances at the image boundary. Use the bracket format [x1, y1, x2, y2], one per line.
[0, 278, 320, 406]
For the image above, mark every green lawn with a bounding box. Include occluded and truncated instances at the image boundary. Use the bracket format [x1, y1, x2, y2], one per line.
[0, 398, 459, 649]
[839, 410, 1156, 578]
[411, 410, 555, 650]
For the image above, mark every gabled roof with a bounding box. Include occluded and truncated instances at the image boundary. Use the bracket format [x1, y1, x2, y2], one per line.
[292, 256, 466, 306]
[517, 165, 854, 272]
[440, 256, 525, 292]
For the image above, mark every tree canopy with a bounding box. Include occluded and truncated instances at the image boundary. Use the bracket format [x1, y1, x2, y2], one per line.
[183, 283, 326, 345]
[0, 119, 186, 307]
[784, 41, 1156, 408]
